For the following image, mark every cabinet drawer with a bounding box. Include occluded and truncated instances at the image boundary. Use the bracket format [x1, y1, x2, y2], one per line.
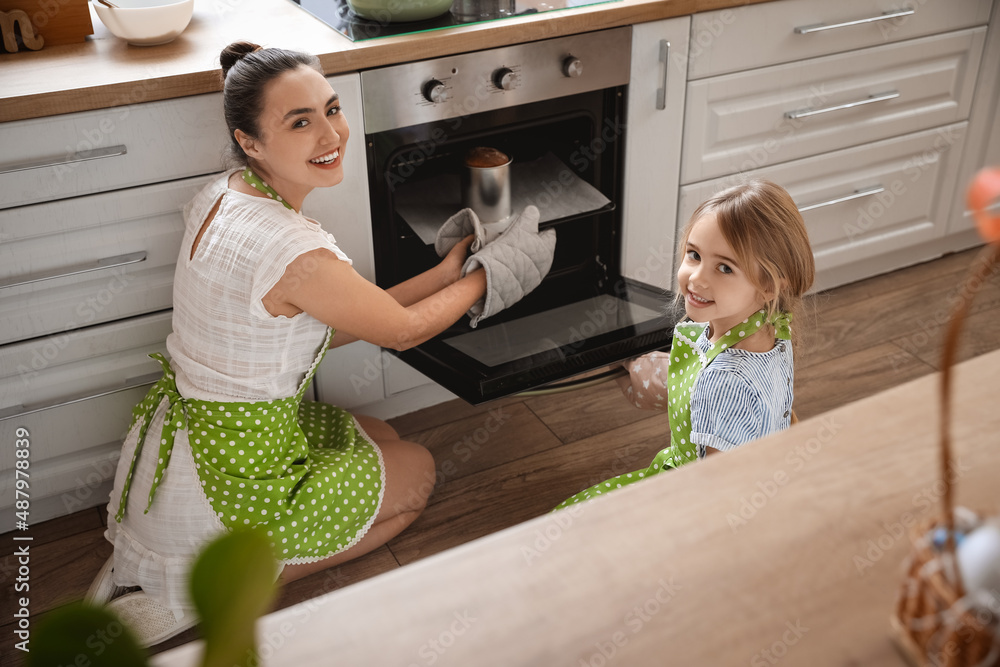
[0, 311, 171, 528]
[678, 123, 968, 290]
[0, 310, 170, 464]
[0, 93, 227, 209]
[0, 174, 213, 345]
[682, 28, 985, 185]
[687, 0, 993, 79]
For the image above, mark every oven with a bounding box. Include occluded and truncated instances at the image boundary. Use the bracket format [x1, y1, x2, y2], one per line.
[360, 27, 678, 404]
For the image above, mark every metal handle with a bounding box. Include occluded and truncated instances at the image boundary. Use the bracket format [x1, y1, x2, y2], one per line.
[656, 40, 670, 111]
[784, 91, 900, 120]
[797, 185, 885, 213]
[794, 7, 915, 34]
[0, 251, 146, 290]
[0, 372, 161, 421]
[0, 144, 128, 176]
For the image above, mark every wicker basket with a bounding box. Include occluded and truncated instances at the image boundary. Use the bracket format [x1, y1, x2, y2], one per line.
[890, 169, 1000, 667]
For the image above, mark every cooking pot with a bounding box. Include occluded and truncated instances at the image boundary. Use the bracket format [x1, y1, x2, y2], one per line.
[347, 0, 454, 22]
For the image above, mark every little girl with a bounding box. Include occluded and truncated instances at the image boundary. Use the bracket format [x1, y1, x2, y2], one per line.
[556, 179, 814, 508]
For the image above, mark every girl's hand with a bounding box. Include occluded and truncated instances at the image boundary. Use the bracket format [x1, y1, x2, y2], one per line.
[439, 234, 476, 285]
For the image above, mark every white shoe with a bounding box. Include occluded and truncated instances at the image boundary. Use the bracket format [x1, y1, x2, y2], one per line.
[85, 556, 116, 604]
[106, 591, 197, 647]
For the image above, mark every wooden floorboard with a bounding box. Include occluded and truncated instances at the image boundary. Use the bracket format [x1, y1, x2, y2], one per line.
[3, 246, 999, 662]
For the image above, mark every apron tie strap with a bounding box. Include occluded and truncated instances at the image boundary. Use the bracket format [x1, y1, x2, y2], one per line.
[115, 353, 186, 522]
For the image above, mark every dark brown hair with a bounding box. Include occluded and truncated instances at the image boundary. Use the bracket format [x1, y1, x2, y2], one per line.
[219, 41, 323, 165]
[679, 179, 816, 333]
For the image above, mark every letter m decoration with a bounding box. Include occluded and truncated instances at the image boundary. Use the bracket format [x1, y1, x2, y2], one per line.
[0, 10, 43, 51]
[0, 0, 94, 52]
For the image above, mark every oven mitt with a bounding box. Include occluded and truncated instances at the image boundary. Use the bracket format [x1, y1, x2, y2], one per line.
[460, 205, 556, 328]
[434, 208, 505, 257]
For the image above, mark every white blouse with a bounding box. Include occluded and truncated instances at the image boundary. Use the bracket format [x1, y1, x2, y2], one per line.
[167, 169, 352, 402]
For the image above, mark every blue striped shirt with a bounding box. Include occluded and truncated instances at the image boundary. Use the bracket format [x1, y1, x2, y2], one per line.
[689, 327, 794, 458]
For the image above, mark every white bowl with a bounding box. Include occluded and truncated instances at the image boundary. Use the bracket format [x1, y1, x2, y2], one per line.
[93, 0, 194, 46]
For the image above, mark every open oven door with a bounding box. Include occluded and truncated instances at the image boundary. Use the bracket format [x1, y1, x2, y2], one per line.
[392, 277, 679, 404]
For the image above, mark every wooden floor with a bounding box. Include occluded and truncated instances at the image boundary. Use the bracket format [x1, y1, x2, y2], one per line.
[3, 246, 999, 664]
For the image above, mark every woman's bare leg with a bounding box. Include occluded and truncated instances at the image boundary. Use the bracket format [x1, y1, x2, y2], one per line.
[280, 416, 435, 583]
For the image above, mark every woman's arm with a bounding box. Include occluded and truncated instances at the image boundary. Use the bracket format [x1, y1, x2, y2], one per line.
[383, 236, 474, 308]
[264, 247, 486, 351]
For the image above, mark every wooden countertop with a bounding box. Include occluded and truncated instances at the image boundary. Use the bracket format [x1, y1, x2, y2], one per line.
[153, 347, 1000, 666]
[0, 0, 775, 123]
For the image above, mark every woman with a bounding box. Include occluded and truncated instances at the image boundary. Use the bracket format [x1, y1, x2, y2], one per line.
[89, 41, 548, 645]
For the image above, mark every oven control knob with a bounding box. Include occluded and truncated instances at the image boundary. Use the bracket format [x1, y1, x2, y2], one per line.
[422, 79, 450, 104]
[492, 67, 518, 91]
[562, 56, 583, 78]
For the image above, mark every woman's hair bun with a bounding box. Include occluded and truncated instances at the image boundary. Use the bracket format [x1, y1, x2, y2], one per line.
[220, 41, 263, 78]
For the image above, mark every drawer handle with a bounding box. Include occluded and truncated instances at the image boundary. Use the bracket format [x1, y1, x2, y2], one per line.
[0, 144, 128, 176]
[0, 251, 147, 290]
[0, 372, 160, 421]
[794, 7, 915, 35]
[656, 40, 670, 111]
[784, 91, 900, 120]
[797, 185, 885, 213]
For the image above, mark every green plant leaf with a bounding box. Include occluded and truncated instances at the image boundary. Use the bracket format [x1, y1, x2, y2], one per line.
[189, 528, 279, 667]
[27, 601, 148, 667]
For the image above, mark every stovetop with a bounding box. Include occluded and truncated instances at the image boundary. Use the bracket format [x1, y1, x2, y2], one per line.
[290, 0, 620, 42]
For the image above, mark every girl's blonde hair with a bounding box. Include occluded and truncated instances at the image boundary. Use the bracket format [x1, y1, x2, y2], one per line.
[679, 179, 815, 330]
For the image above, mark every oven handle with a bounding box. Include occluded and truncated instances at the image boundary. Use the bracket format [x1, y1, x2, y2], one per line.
[793, 7, 915, 35]
[516, 366, 629, 397]
[656, 40, 670, 111]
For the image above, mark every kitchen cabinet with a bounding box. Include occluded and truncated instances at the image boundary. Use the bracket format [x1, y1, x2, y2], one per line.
[949, 5, 1000, 234]
[682, 0, 995, 292]
[621, 16, 690, 291]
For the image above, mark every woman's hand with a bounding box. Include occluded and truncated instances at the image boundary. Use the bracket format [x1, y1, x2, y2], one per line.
[438, 234, 476, 286]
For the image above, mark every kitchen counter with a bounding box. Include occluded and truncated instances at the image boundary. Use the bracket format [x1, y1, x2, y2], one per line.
[151, 347, 1000, 665]
[0, 0, 776, 123]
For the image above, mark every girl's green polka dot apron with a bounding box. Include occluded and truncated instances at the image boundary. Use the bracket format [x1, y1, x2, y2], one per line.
[115, 328, 384, 562]
[554, 310, 791, 510]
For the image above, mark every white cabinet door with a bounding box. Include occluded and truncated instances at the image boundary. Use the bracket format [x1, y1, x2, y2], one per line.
[0, 174, 213, 345]
[621, 16, 690, 292]
[687, 0, 993, 79]
[309, 73, 388, 408]
[682, 27, 986, 185]
[0, 93, 227, 209]
[950, 3, 1000, 233]
[679, 123, 968, 292]
[0, 311, 172, 530]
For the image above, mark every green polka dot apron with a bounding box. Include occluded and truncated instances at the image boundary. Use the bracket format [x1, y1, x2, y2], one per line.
[115, 328, 385, 563]
[554, 310, 791, 510]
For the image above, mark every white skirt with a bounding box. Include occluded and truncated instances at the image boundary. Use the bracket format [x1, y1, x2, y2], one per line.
[105, 397, 225, 618]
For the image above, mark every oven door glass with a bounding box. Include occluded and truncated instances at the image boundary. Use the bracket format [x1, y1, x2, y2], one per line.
[396, 279, 679, 403]
[367, 87, 678, 404]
